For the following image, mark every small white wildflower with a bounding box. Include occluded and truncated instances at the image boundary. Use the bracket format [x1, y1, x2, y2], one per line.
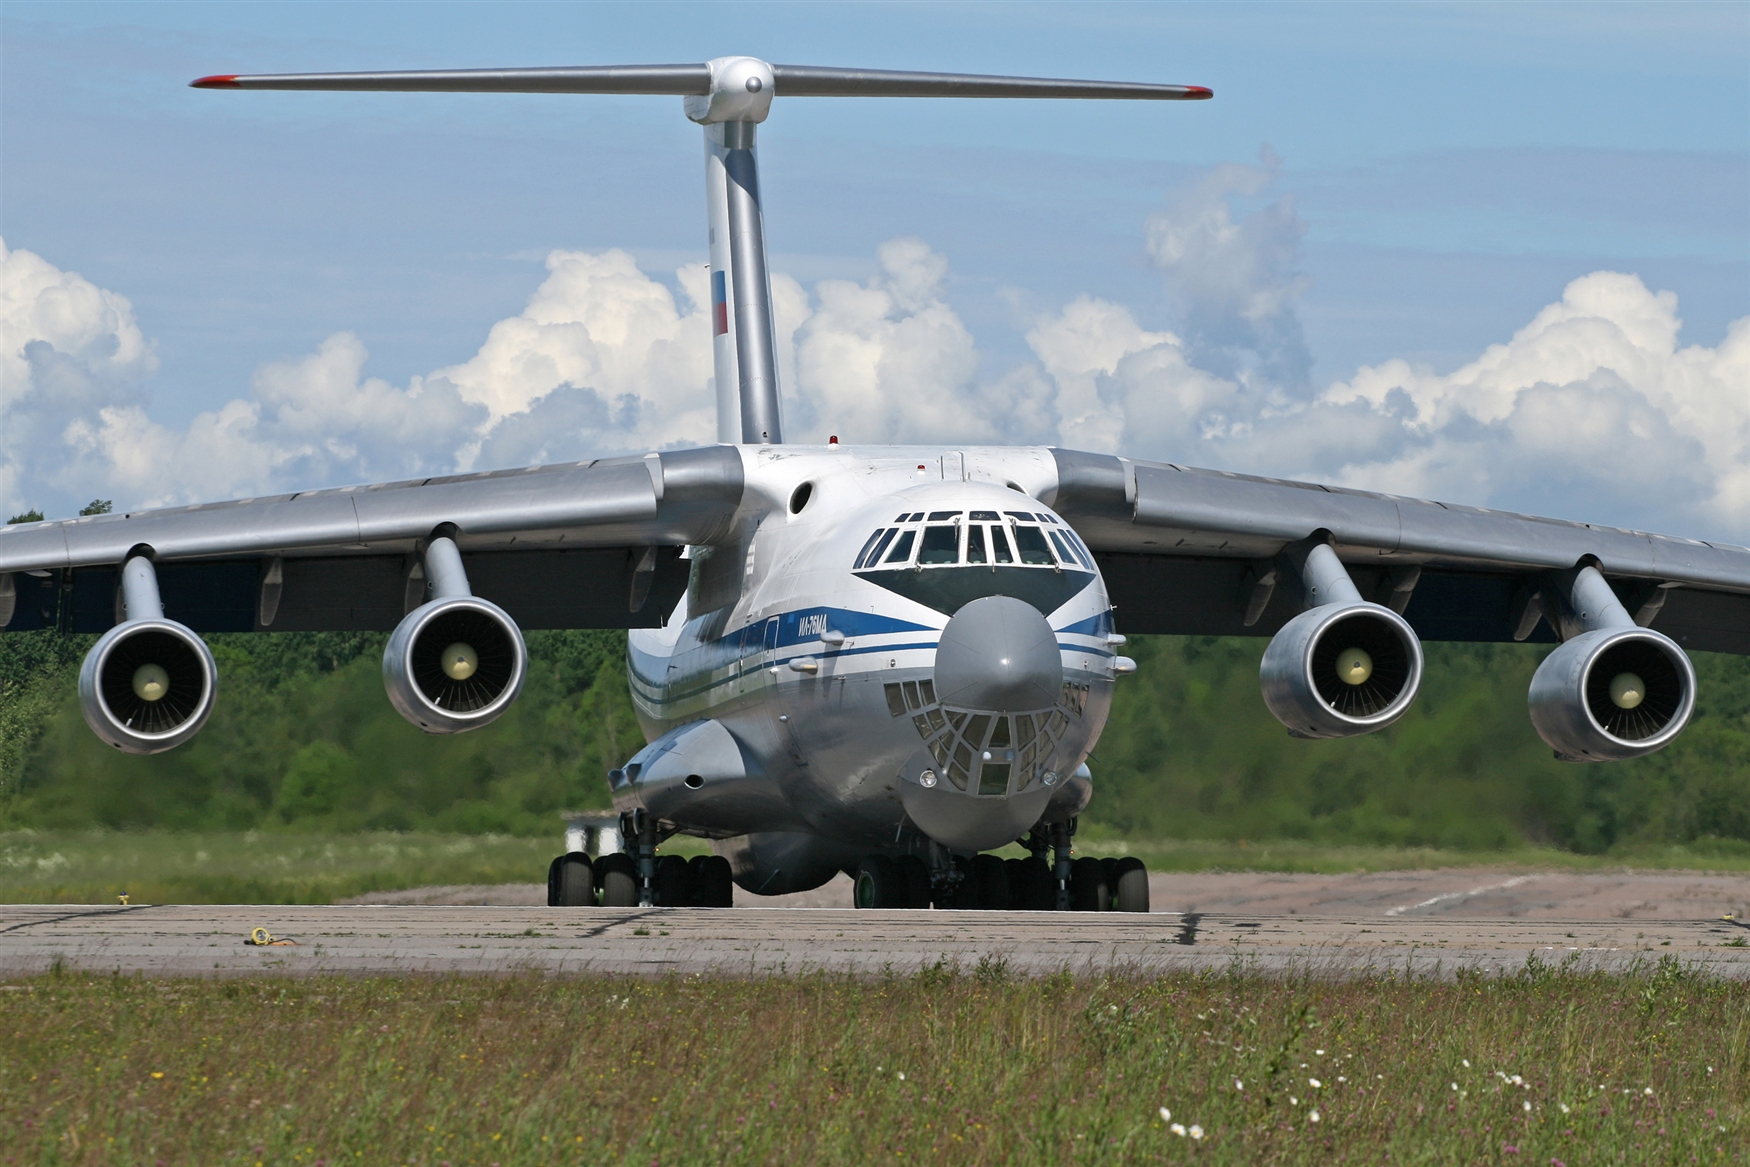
[1309, 1110, 1320, 1123]
[1522, 1100, 1532, 1112]
[1337, 1076, 1346, 1083]
[1159, 1107, 1171, 1123]
[1188, 1125, 1204, 1140]
[1376, 1074, 1384, 1080]
[897, 1072, 905, 1081]
[876, 1066, 883, 1072]
[1560, 1103, 1571, 1114]
[1644, 1087, 1654, 1096]
[1170, 1122, 1187, 1136]
[1289, 1096, 1298, 1107]
[1462, 1059, 1471, 1068]
[1234, 1079, 1244, 1092]
[1450, 1083, 1458, 1091]
[1309, 1078, 1321, 1088]
[1707, 1066, 1714, 1075]
[1315, 1049, 1325, 1056]
[1510, 1074, 1524, 1086]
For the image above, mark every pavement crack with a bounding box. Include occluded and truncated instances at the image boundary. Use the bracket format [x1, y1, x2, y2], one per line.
[0, 905, 162, 935]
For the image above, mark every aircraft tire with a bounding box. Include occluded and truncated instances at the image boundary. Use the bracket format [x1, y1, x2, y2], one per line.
[655, 855, 693, 907]
[597, 852, 639, 907]
[971, 854, 1009, 910]
[895, 855, 932, 909]
[1099, 857, 1121, 907]
[854, 855, 901, 909]
[551, 852, 595, 907]
[691, 854, 735, 907]
[1013, 855, 1054, 911]
[1070, 856, 1109, 912]
[1112, 857, 1149, 913]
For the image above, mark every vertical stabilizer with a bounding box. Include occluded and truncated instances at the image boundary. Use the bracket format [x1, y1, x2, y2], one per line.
[690, 58, 784, 445]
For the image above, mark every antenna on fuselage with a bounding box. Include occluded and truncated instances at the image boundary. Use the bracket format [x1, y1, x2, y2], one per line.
[192, 60, 1212, 446]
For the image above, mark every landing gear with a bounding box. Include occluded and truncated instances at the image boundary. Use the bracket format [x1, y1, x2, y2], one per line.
[855, 855, 903, 908]
[690, 854, 735, 907]
[1112, 856, 1150, 913]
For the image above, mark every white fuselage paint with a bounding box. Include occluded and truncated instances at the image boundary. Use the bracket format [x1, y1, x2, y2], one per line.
[626, 445, 1118, 856]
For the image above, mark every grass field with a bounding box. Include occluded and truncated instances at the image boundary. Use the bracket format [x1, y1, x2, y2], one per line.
[0, 832, 559, 905]
[5, 830, 1750, 906]
[2, 961, 1744, 1165]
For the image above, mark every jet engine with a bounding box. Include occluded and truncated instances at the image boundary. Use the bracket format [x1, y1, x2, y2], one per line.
[78, 554, 217, 754]
[1526, 567, 1695, 761]
[383, 534, 527, 733]
[1259, 541, 1424, 738]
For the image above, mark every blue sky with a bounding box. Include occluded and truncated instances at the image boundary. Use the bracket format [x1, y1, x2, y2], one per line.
[3, 1, 1748, 538]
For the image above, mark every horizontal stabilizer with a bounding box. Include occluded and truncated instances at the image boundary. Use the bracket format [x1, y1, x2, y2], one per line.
[192, 63, 1210, 100]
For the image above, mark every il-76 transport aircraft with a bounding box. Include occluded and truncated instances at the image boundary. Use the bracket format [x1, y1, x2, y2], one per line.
[4, 58, 1749, 913]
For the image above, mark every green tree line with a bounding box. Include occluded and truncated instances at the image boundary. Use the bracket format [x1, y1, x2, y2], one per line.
[2, 630, 1748, 853]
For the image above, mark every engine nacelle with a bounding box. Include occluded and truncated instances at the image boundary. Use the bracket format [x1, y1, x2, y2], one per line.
[1528, 627, 1695, 761]
[383, 595, 527, 733]
[1260, 601, 1424, 738]
[78, 618, 218, 754]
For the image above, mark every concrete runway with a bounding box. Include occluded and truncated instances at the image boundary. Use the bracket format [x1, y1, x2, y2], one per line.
[4, 900, 1748, 979]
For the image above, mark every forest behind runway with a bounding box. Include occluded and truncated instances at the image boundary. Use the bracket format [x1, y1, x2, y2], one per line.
[5, 629, 1750, 860]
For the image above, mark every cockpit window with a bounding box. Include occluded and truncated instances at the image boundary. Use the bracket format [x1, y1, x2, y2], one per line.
[883, 529, 917, 564]
[854, 529, 888, 569]
[969, 510, 999, 521]
[927, 510, 958, 521]
[966, 525, 987, 564]
[1011, 525, 1056, 565]
[1050, 529, 1088, 568]
[918, 525, 959, 565]
[988, 524, 1015, 563]
[1005, 511, 1036, 521]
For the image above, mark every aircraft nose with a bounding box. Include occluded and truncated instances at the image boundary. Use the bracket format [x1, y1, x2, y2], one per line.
[934, 595, 1062, 711]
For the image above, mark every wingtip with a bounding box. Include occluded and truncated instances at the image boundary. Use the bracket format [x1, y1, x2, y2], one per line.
[1185, 85, 1214, 100]
[190, 75, 241, 89]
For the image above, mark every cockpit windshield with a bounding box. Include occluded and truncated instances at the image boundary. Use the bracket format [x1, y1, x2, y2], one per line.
[853, 510, 1091, 571]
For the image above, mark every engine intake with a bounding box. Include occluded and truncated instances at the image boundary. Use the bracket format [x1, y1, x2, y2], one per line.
[1261, 601, 1424, 737]
[382, 535, 527, 733]
[78, 554, 217, 753]
[1528, 627, 1694, 760]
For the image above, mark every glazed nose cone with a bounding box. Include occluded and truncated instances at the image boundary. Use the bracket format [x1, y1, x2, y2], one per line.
[934, 595, 1062, 711]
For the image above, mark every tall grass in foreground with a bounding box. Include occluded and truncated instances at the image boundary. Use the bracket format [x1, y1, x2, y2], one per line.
[3, 962, 1744, 1165]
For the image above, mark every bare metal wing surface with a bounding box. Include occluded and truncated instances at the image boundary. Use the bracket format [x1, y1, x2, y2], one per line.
[1042, 450, 1750, 655]
[4, 55, 1742, 908]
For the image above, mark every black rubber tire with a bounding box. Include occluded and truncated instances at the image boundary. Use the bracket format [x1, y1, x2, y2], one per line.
[552, 852, 594, 907]
[1071, 856, 1109, 912]
[895, 855, 932, 909]
[655, 854, 693, 907]
[546, 854, 565, 907]
[1099, 857, 1121, 908]
[596, 852, 639, 907]
[854, 855, 902, 909]
[972, 853, 1010, 910]
[1013, 855, 1054, 911]
[691, 854, 735, 907]
[1112, 856, 1149, 913]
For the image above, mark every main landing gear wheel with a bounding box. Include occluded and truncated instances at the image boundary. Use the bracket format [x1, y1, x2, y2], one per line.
[690, 854, 735, 907]
[596, 851, 639, 907]
[655, 854, 692, 907]
[1070, 856, 1110, 912]
[1111, 856, 1150, 913]
[895, 855, 932, 908]
[1011, 855, 1054, 911]
[971, 853, 1010, 910]
[548, 852, 594, 907]
[855, 855, 904, 908]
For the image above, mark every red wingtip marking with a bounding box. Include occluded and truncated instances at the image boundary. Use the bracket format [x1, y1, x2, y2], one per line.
[1186, 86, 1214, 99]
[191, 75, 241, 89]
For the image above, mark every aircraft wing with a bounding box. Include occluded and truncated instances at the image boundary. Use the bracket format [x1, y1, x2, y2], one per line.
[1046, 449, 1750, 655]
[0, 448, 743, 634]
